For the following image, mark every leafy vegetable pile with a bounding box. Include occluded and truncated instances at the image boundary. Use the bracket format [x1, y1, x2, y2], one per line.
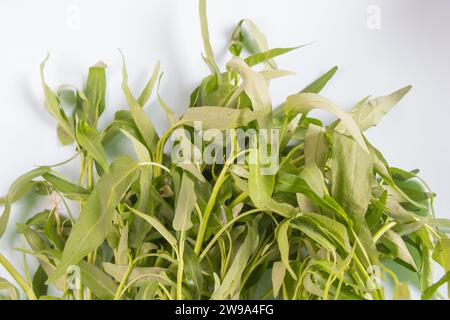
[1, 0, 449, 300]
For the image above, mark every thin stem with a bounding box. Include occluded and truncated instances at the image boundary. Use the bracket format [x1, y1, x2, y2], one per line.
[194, 150, 248, 255]
[176, 231, 185, 300]
[134, 253, 177, 265]
[229, 192, 248, 209]
[86, 157, 94, 300]
[139, 162, 172, 175]
[158, 283, 173, 300]
[280, 143, 304, 167]
[120, 274, 172, 299]
[199, 208, 264, 261]
[0, 253, 37, 300]
[373, 221, 397, 243]
[45, 151, 81, 168]
[113, 261, 134, 300]
[194, 166, 229, 255]
[154, 123, 183, 177]
[21, 239, 32, 288]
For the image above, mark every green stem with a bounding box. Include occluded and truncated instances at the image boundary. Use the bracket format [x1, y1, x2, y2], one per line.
[0, 253, 37, 300]
[373, 221, 397, 243]
[176, 231, 185, 300]
[86, 157, 94, 300]
[280, 143, 304, 167]
[113, 261, 134, 300]
[154, 123, 182, 177]
[194, 143, 246, 255]
[194, 165, 230, 255]
[229, 192, 248, 209]
[199, 208, 263, 261]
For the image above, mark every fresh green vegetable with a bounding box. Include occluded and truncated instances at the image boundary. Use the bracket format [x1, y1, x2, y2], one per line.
[0, 0, 448, 300]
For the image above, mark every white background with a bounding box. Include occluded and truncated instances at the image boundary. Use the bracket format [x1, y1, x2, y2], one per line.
[1, 0, 449, 296]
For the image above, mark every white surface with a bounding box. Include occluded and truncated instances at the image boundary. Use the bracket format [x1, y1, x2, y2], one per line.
[0, 0, 449, 295]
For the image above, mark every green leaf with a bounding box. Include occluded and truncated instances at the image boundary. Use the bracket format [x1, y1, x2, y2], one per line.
[57, 123, 75, 145]
[286, 93, 368, 152]
[120, 53, 159, 151]
[32, 266, 48, 298]
[40, 55, 75, 145]
[227, 57, 272, 128]
[120, 129, 152, 209]
[265, 199, 298, 218]
[50, 248, 117, 299]
[276, 219, 296, 279]
[137, 61, 160, 108]
[156, 74, 178, 125]
[103, 263, 168, 287]
[48, 157, 138, 283]
[183, 246, 204, 299]
[332, 132, 373, 231]
[173, 173, 197, 231]
[115, 224, 129, 266]
[272, 66, 338, 121]
[350, 86, 411, 132]
[292, 220, 336, 251]
[423, 271, 450, 300]
[128, 206, 177, 250]
[44, 210, 65, 250]
[120, 129, 153, 249]
[76, 121, 109, 172]
[298, 162, 329, 198]
[248, 136, 275, 209]
[17, 223, 50, 253]
[229, 19, 275, 68]
[393, 281, 411, 300]
[271, 261, 286, 298]
[0, 167, 51, 237]
[78, 260, 118, 299]
[84, 61, 107, 125]
[301, 212, 351, 251]
[42, 173, 90, 201]
[381, 230, 417, 270]
[301, 66, 338, 93]
[276, 167, 348, 221]
[177, 164, 206, 183]
[432, 237, 450, 272]
[136, 281, 159, 300]
[245, 46, 300, 67]
[195, 73, 236, 107]
[199, 0, 219, 74]
[211, 220, 259, 299]
[0, 278, 19, 300]
[304, 124, 329, 170]
[181, 106, 265, 130]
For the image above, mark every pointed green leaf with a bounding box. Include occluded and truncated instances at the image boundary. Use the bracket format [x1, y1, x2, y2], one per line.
[0, 167, 51, 237]
[286, 93, 368, 152]
[121, 53, 159, 150]
[84, 61, 107, 125]
[304, 124, 329, 169]
[351, 86, 411, 132]
[276, 219, 297, 280]
[76, 121, 109, 172]
[173, 173, 197, 231]
[332, 132, 373, 231]
[48, 157, 138, 283]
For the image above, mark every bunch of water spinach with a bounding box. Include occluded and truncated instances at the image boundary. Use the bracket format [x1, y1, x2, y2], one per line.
[1, 0, 449, 300]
